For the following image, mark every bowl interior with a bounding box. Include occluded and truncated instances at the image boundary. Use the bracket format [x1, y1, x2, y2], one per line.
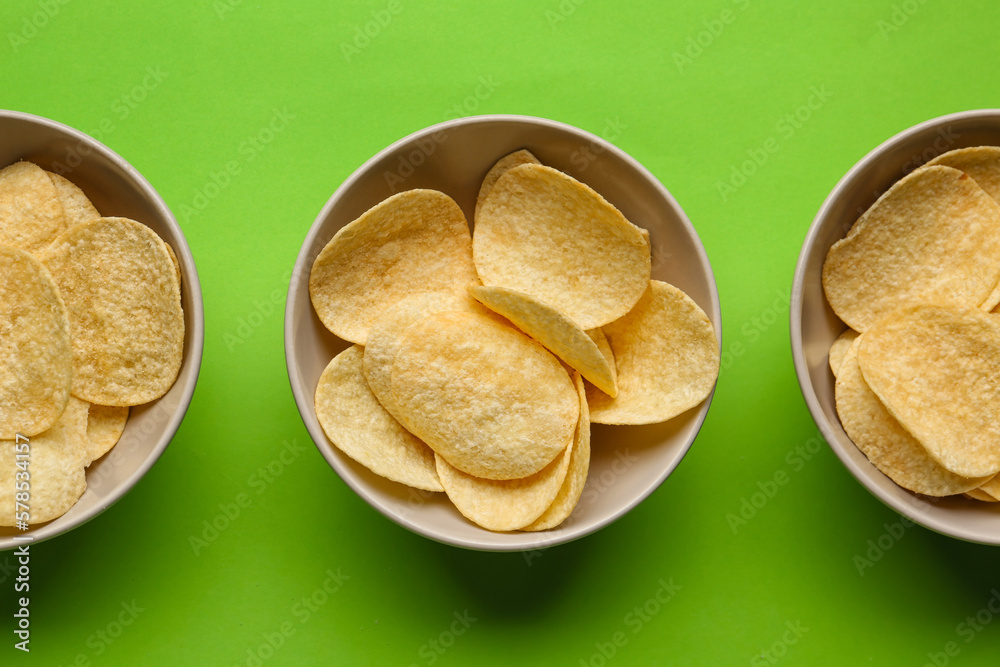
[286, 115, 721, 551]
[791, 109, 1000, 545]
[0, 111, 203, 550]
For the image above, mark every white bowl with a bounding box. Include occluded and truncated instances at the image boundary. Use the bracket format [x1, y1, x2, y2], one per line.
[0, 110, 204, 551]
[791, 109, 1000, 546]
[286, 115, 720, 551]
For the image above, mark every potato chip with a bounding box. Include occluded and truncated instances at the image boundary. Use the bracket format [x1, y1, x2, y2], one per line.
[822, 165, 1000, 332]
[40, 217, 184, 406]
[588, 280, 719, 425]
[980, 281, 1000, 312]
[474, 149, 540, 221]
[85, 403, 129, 464]
[47, 171, 100, 226]
[434, 439, 572, 532]
[165, 241, 182, 289]
[62, 396, 90, 435]
[469, 285, 618, 396]
[964, 488, 999, 502]
[835, 340, 986, 496]
[362, 291, 475, 417]
[0, 161, 66, 253]
[473, 163, 651, 329]
[523, 372, 590, 531]
[389, 309, 578, 480]
[858, 305, 1000, 479]
[587, 327, 617, 382]
[978, 476, 1000, 501]
[0, 246, 72, 439]
[309, 189, 478, 344]
[828, 328, 859, 378]
[924, 149, 1000, 311]
[927, 146, 1000, 204]
[0, 396, 88, 525]
[316, 345, 442, 492]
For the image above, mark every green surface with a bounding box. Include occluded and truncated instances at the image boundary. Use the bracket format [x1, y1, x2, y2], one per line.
[3, 0, 1000, 664]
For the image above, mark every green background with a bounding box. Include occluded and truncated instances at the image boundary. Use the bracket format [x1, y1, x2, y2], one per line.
[3, 0, 1000, 664]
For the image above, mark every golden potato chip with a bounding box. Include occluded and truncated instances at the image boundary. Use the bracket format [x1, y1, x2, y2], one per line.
[0, 246, 72, 439]
[0, 161, 66, 253]
[315, 345, 442, 492]
[823, 165, 1000, 332]
[587, 327, 617, 383]
[62, 396, 90, 434]
[835, 340, 986, 496]
[927, 147, 1000, 311]
[469, 285, 618, 396]
[588, 280, 719, 425]
[0, 396, 88, 525]
[362, 291, 475, 417]
[523, 372, 591, 531]
[474, 149, 540, 221]
[828, 328, 859, 378]
[434, 440, 572, 532]
[979, 282, 1000, 312]
[164, 241, 182, 289]
[389, 309, 578, 480]
[309, 189, 478, 344]
[40, 217, 184, 406]
[85, 403, 129, 464]
[927, 146, 1000, 204]
[47, 171, 100, 226]
[858, 305, 1000, 479]
[473, 163, 651, 329]
[964, 488, 999, 502]
[980, 475, 1000, 499]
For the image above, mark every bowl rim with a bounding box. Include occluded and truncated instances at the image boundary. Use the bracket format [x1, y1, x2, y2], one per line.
[285, 113, 721, 551]
[0, 109, 205, 551]
[790, 108, 1000, 546]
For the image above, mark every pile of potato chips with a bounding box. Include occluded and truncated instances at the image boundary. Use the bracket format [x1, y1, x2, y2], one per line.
[824, 146, 1000, 502]
[310, 150, 720, 532]
[0, 161, 185, 525]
